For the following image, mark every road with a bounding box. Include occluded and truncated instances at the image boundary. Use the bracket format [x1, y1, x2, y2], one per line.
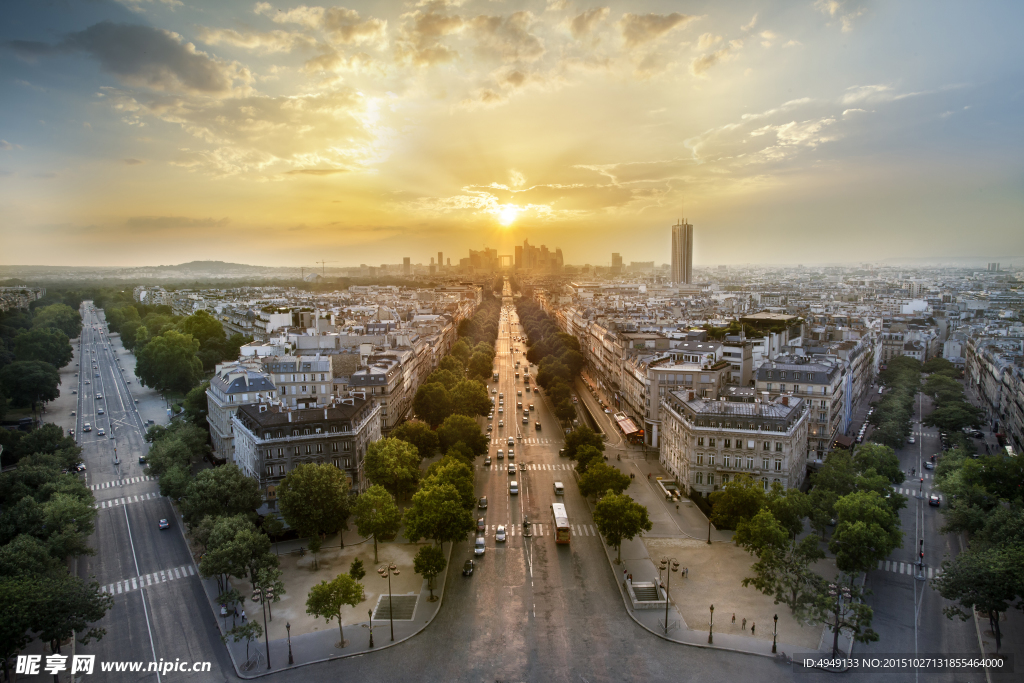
[72, 303, 233, 681]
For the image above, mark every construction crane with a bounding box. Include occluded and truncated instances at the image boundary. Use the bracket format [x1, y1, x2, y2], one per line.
[316, 260, 338, 277]
[298, 265, 314, 281]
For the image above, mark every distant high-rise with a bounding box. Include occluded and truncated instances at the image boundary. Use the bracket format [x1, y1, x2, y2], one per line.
[403, 257, 411, 275]
[611, 253, 622, 274]
[671, 219, 693, 284]
[438, 252, 443, 269]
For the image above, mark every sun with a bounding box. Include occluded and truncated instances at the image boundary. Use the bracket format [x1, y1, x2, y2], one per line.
[497, 204, 519, 226]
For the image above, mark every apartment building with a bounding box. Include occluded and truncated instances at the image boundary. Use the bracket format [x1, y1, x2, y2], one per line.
[343, 354, 407, 433]
[206, 360, 277, 461]
[754, 355, 849, 460]
[659, 390, 809, 495]
[231, 397, 381, 510]
[262, 356, 334, 408]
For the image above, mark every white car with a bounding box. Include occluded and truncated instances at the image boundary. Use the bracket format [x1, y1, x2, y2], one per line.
[496, 525, 506, 542]
[908, 436, 915, 444]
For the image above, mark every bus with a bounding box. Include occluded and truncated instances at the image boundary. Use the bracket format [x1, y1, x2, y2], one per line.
[551, 503, 570, 544]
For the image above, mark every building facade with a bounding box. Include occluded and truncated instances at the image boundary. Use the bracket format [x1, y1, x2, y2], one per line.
[670, 219, 693, 285]
[206, 361, 277, 461]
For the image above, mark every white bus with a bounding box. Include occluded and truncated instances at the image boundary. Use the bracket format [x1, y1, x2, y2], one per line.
[551, 503, 570, 544]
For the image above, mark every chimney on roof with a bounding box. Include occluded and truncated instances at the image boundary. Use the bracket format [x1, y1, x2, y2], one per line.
[287, 411, 292, 422]
[782, 395, 789, 407]
[688, 391, 695, 401]
[324, 408, 328, 419]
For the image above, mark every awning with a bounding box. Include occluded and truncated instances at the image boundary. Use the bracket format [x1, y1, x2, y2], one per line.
[832, 435, 854, 448]
[616, 415, 640, 435]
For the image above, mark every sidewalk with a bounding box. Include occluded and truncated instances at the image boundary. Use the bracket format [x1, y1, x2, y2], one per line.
[200, 537, 454, 678]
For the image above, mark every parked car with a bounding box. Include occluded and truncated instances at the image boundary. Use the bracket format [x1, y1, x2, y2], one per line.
[477, 517, 486, 533]
[462, 559, 475, 576]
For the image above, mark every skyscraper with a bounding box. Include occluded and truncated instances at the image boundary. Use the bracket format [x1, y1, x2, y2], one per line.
[438, 252, 443, 270]
[671, 219, 693, 284]
[611, 253, 622, 274]
[403, 257, 411, 275]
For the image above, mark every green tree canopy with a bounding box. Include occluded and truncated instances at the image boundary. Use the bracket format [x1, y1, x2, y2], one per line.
[438, 355, 465, 378]
[709, 475, 767, 530]
[423, 455, 476, 509]
[436, 414, 488, 456]
[390, 419, 439, 459]
[177, 309, 226, 346]
[449, 339, 472, 367]
[924, 402, 985, 433]
[179, 463, 262, 530]
[574, 445, 604, 474]
[403, 482, 475, 546]
[565, 427, 604, 460]
[414, 544, 447, 601]
[450, 379, 492, 418]
[277, 463, 352, 554]
[136, 329, 203, 393]
[578, 462, 631, 498]
[467, 351, 494, 381]
[352, 485, 402, 563]
[0, 360, 60, 411]
[32, 303, 82, 339]
[13, 328, 73, 368]
[593, 492, 653, 563]
[364, 438, 422, 500]
[306, 573, 365, 647]
[829, 490, 903, 574]
[413, 383, 454, 427]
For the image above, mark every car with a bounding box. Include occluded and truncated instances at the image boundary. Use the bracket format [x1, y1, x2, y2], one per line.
[477, 517, 486, 533]
[96, 394, 102, 399]
[73, 462, 86, 472]
[84, 380, 90, 385]
[484, 456, 491, 466]
[523, 416, 529, 424]
[487, 424, 493, 432]
[497, 449, 504, 459]
[508, 448, 514, 460]
[499, 393, 504, 399]
[517, 390, 522, 396]
[496, 525, 506, 542]
[71, 410, 76, 416]
[462, 559, 475, 576]
[71, 389, 77, 394]
[559, 448, 567, 457]
[83, 422, 92, 432]
[492, 389, 497, 394]
[158, 519, 170, 530]
[924, 461, 934, 470]
[97, 408, 104, 415]
[139, 455, 147, 464]
[478, 496, 488, 509]
[525, 385, 531, 392]
[498, 407, 503, 414]
[69, 429, 75, 437]
[498, 420, 504, 428]
[95, 373, 100, 377]
[908, 436, 915, 444]
[928, 494, 941, 507]
[509, 480, 518, 495]
[535, 421, 542, 430]
[970, 430, 984, 438]
[97, 427, 106, 436]
[508, 463, 516, 475]
[474, 537, 486, 556]
[507, 437, 514, 447]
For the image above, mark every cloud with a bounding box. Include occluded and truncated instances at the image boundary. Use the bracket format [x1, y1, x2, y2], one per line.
[741, 14, 758, 31]
[0, 140, 11, 150]
[697, 33, 721, 51]
[815, 0, 842, 17]
[759, 30, 777, 47]
[8, 22, 252, 96]
[690, 43, 739, 78]
[115, 0, 183, 10]
[254, 4, 388, 48]
[814, 1, 865, 33]
[841, 84, 892, 104]
[841, 108, 867, 116]
[570, 8, 609, 39]
[284, 168, 349, 175]
[783, 39, 801, 48]
[255, 3, 324, 29]
[395, 4, 465, 65]
[198, 27, 316, 53]
[469, 12, 545, 63]
[126, 216, 230, 229]
[619, 13, 697, 49]
[123, 158, 144, 165]
[303, 48, 375, 75]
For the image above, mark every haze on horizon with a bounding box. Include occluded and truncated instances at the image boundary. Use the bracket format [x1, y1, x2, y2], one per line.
[1, 0, 1022, 269]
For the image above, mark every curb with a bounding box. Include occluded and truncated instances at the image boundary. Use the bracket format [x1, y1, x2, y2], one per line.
[219, 540, 455, 679]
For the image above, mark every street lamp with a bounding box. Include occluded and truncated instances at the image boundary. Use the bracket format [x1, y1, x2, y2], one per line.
[709, 604, 714, 644]
[377, 562, 400, 642]
[252, 583, 274, 669]
[707, 514, 713, 545]
[659, 557, 680, 634]
[772, 614, 778, 653]
[286, 622, 293, 665]
[367, 609, 374, 648]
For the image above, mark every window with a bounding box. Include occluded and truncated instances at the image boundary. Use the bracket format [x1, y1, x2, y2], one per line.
[775, 442, 783, 452]
[761, 478, 768, 490]
[275, 430, 283, 438]
[723, 455, 730, 468]
[724, 438, 731, 448]
[708, 474, 715, 486]
[762, 457, 770, 470]
[264, 432, 272, 440]
[697, 437, 705, 446]
[332, 458, 340, 468]
[277, 448, 283, 458]
[779, 384, 786, 392]
[793, 385, 800, 393]
[695, 472, 703, 485]
[332, 442, 339, 452]
[762, 441, 770, 451]
[301, 385, 308, 394]
[721, 474, 729, 484]
[316, 444, 323, 453]
[709, 438, 716, 447]
[304, 429, 311, 435]
[696, 454, 703, 465]
[708, 455, 715, 467]
[747, 440, 755, 449]
[278, 465, 285, 475]
[775, 459, 782, 471]
[344, 457, 352, 468]
[746, 457, 754, 469]
[820, 400, 827, 408]
[265, 466, 272, 476]
[766, 383, 773, 391]
[779, 372, 786, 379]
[700, 374, 710, 384]
[304, 445, 311, 455]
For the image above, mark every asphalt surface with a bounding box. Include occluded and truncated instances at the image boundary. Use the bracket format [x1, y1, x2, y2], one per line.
[71, 303, 234, 682]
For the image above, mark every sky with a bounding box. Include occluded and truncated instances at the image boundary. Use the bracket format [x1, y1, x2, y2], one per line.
[1, 0, 1022, 268]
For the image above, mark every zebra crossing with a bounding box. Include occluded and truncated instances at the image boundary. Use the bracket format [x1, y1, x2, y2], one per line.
[89, 476, 155, 491]
[482, 463, 574, 471]
[94, 492, 160, 509]
[490, 438, 559, 445]
[876, 559, 943, 580]
[486, 523, 599, 537]
[101, 564, 196, 595]
[892, 487, 941, 500]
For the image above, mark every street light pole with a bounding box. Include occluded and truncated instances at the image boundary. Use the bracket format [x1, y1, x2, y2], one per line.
[367, 609, 374, 648]
[772, 614, 778, 653]
[378, 562, 400, 642]
[659, 557, 679, 634]
[707, 514, 713, 545]
[286, 622, 293, 665]
[709, 604, 714, 644]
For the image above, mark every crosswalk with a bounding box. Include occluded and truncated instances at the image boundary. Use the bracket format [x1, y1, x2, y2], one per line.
[892, 487, 941, 500]
[90, 476, 155, 491]
[490, 438, 559, 445]
[101, 564, 196, 595]
[94, 492, 160, 509]
[876, 560, 943, 579]
[482, 463, 574, 471]
[485, 523, 599, 538]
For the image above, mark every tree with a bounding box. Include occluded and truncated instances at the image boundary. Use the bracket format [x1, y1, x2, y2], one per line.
[0, 360, 59, 411]
[28, 573, 114, 656]
[593, 492, 653, 564]
[423, 368, 460, 391]
[136, 330, 203, 393]
[554, 400, 576, 424]
[306, 573, 365, 647]
[179, 464, 262, 530]
[764, 484, 811, 538]
[32, 303, 82, 339]
[924, 402, 985, 433]
[574, 445, 604, 474]
[450, 379, 491, 418]
[807, 578, 879, 656]
[403, 483, 476, 546]
[352, 485, 402, 563]
[436, 414, 488, 456]
[851, 443, 905, 485]
[222, 620, 263, 661]
[735, 509, 825, 620]
[449, 339, 472, 367]
[390, 419, 439, 460]
[183, 381, 209, 426]
[144, 438, 193, 480]
[709, 475, 766, 530]
[261, 514, 285, 556]
[349, 558, 366, 581]
[423, 455, 476, 509]
[178, 309, 226, 346]
[414, 544, 447, 601]
[198, 515, 275, 594]
[467, 351, 493, 380]
[565, 427, 604, 460]
[277, 463, 352, 565]
[578, 462, 631, 498]
[217, 588, 246, 628]
[364, 438, 421, 500]
[412, 383, 453, 427]
[437, 355, 464, 378]
[933, 544, 1024, 650]
[922, 356, 958, 375]
[13, 328, 73, 368]
[829, 491, 903, 574]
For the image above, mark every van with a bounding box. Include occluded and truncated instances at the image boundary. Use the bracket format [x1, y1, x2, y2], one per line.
[474, 537, 486, 556]
[554, 482, 564, 495]
[509, 480, 519, 495]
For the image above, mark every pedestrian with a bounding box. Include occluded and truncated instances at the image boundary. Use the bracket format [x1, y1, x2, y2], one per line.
[623, 568, 627, 583]
[751, 623, 755, 635]
[647, 472, 651, 480]
[742, 618, 747, 629]
[234, 608, 238, 618]
[732, 613, 736, 624]
[241, 610, 246, 622]
[628, 573, 633, 585]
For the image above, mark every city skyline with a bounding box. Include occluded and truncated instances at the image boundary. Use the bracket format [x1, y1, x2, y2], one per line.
[2, 1, 1023, 268]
